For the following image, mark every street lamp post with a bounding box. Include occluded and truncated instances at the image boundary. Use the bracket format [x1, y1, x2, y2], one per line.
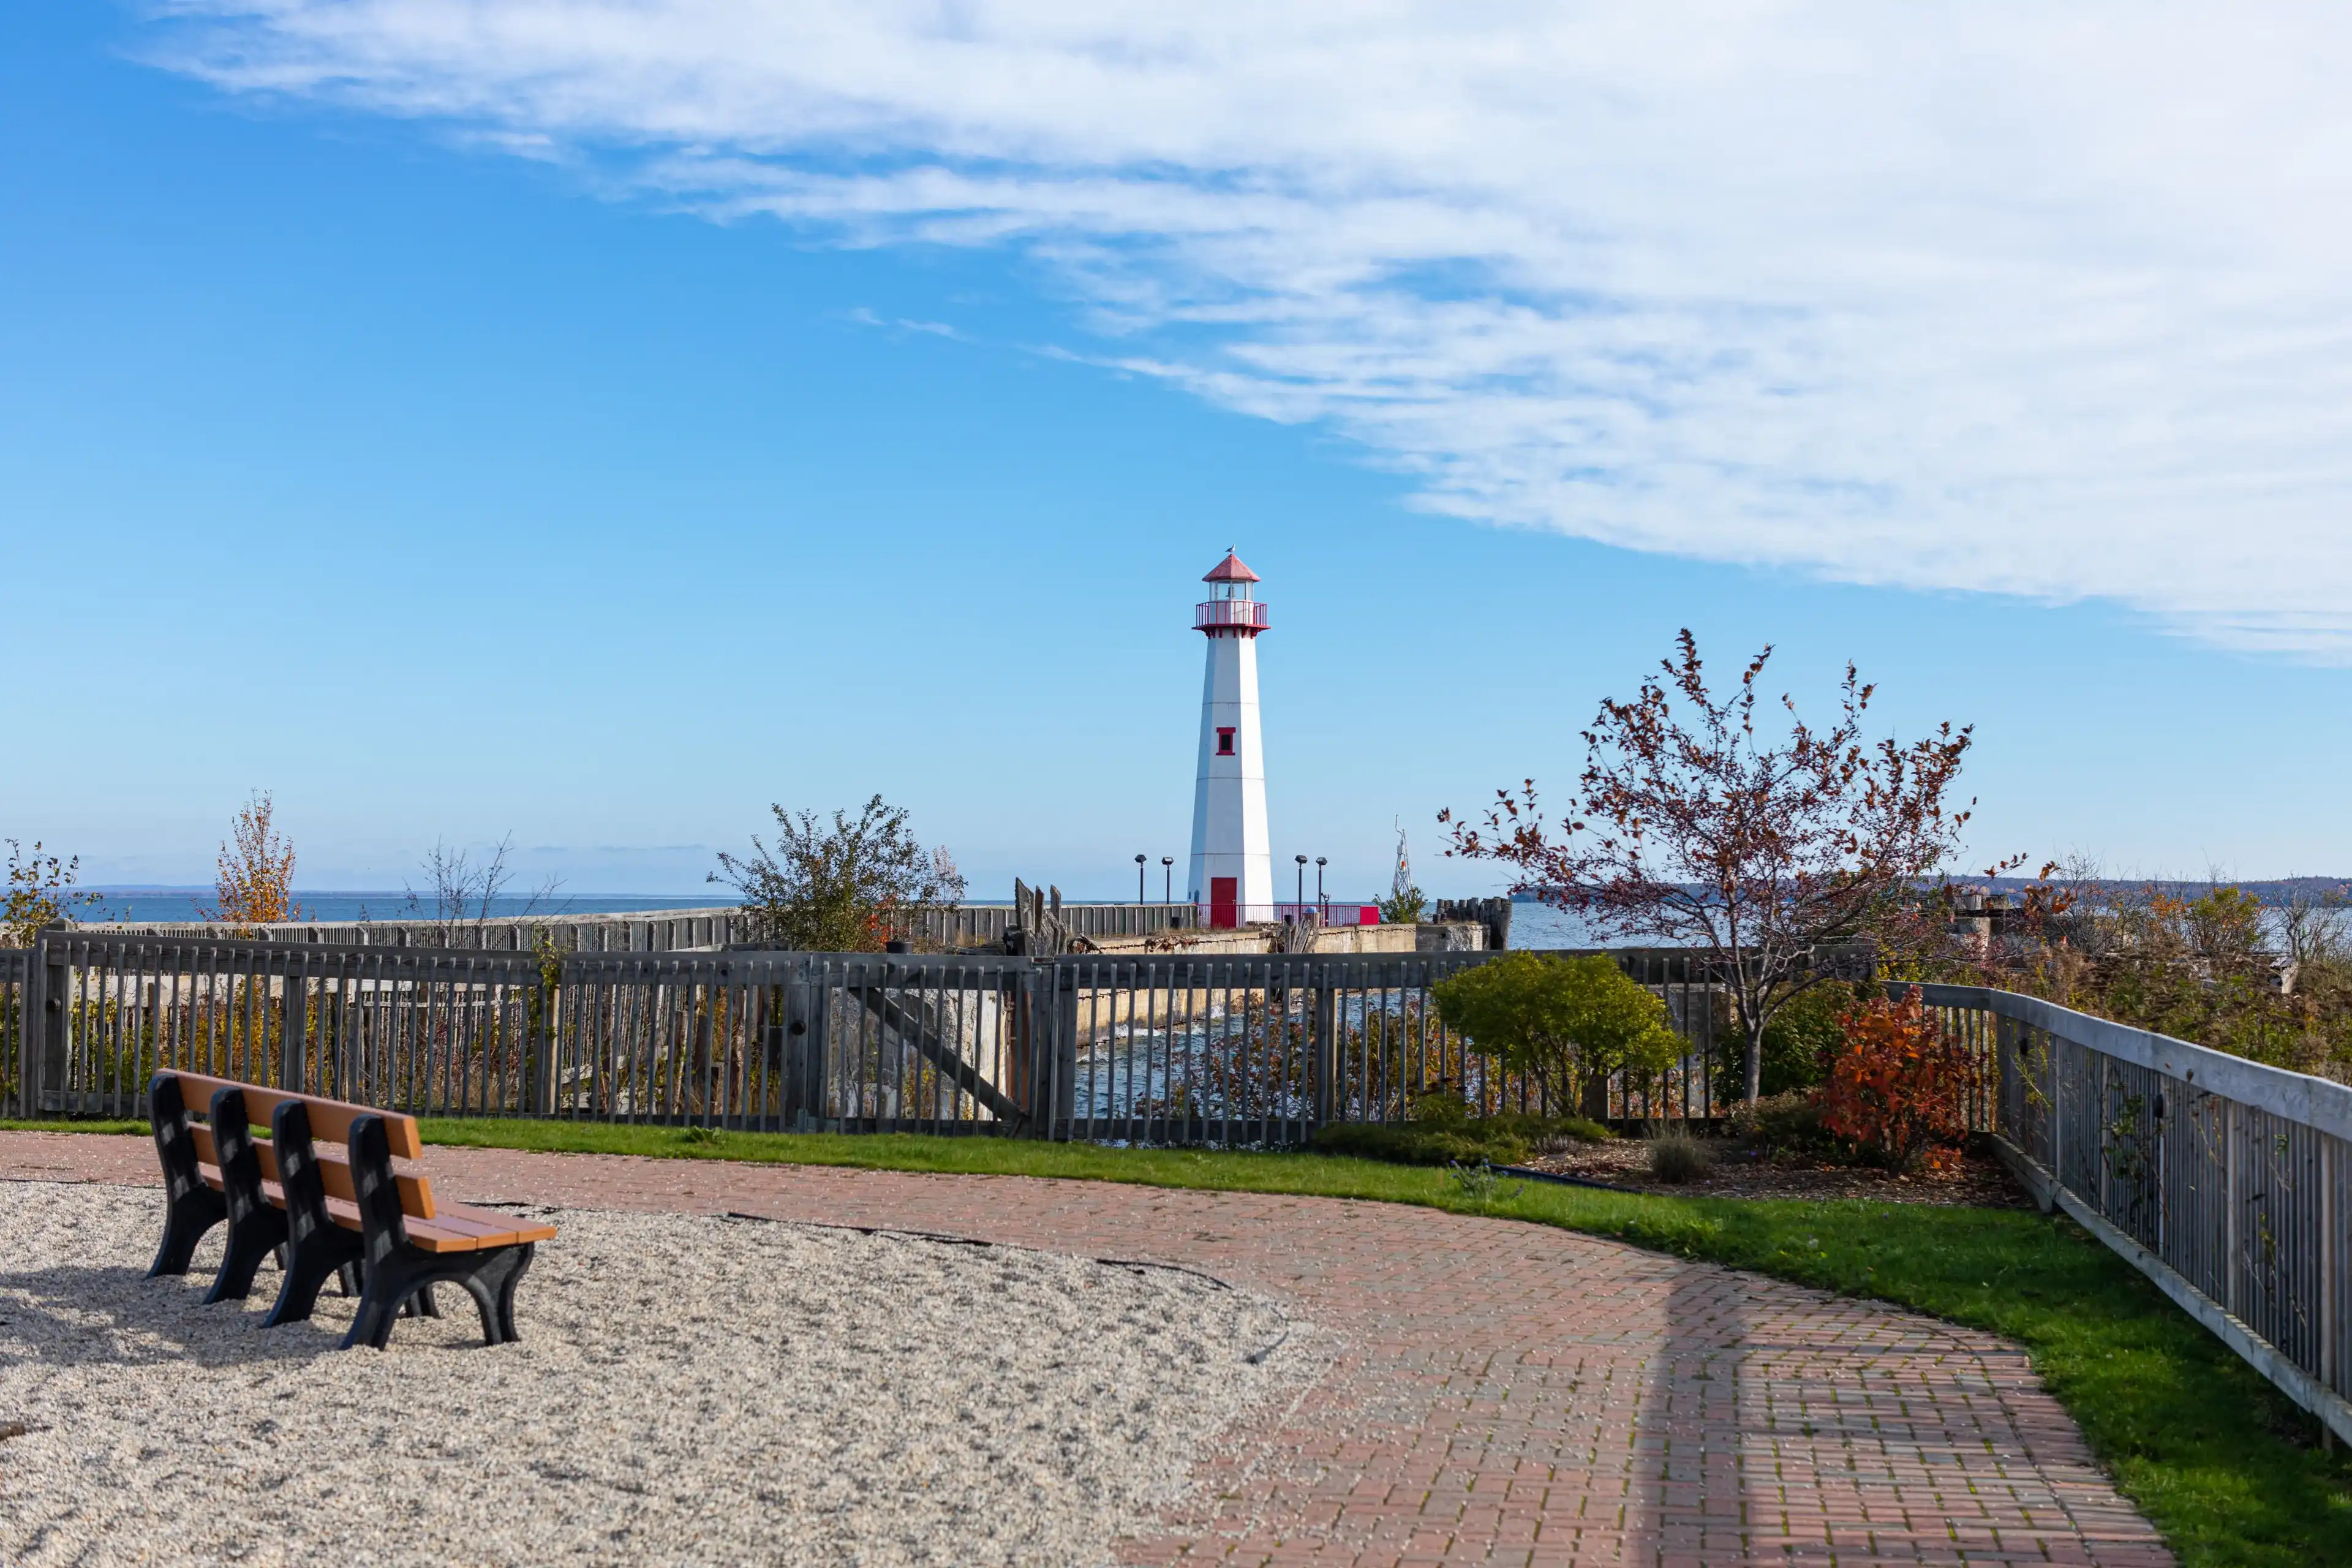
[1294, 854, 1307, 916]
[1135, 853, 1147, 905]
[1161, 856, 1173, 903]
[1316, 856, 1327, 921]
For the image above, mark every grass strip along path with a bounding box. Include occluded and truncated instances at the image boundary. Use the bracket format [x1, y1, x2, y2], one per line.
[17, 1116, 2352, 1564]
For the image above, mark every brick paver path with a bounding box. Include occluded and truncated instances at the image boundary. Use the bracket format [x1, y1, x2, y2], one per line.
[1, 1132, 2169, 1567]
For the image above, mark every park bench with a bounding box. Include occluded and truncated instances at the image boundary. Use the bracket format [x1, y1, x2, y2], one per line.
[145, 1071, 556, 1350]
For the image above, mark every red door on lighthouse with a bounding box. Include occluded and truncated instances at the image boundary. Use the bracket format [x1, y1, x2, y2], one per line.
[1210, 876, 1238, 929]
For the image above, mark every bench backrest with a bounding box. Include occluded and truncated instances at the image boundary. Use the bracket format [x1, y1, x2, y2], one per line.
[163, 1071, 424, 1158]
[162, 1072, 437, 1219]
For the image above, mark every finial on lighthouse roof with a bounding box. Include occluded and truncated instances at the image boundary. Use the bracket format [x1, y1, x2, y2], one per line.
[1202, 549, 1260, 584]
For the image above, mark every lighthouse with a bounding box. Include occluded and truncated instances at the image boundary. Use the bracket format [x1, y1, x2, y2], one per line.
[1187, 550, 1273, 926]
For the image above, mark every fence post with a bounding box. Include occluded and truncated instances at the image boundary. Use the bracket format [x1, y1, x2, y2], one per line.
[2226, 1098, 2242, 1319]
[2323, 1134, 2338, 1406]
[786, 962, 826, 1131]
[278, 957, 307, 1093]
[1311, 968, 1338, 1128]
[2048, 1031, 2065, 1207]
[530, 960, 559, 1116]
[1993, 1011, 2014, 1139]
[33, 923, 69, 1115]
[1048, 963, 1079, 1139]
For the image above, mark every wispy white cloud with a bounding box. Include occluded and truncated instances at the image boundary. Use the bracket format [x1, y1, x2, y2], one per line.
[154, 2, 2352, 654]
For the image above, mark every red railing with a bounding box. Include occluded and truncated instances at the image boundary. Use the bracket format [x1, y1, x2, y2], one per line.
[1194, 598, 1270, 631]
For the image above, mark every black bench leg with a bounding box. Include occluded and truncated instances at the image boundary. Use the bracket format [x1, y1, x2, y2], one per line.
[345, 1252, 431, 1351]
[206, 1215, 289, 1305]
[147, 1185, 227, 1278]
[490, 1243, 534, 1344]
[341, 1246, 533, 1351]
[146, 1072, 224, 1278]
[264, 1236, 359, 1327]
[455, 1245, 533, 1346]
[404, 1284, 442, 1319]
[202, 1087, 288, 1306]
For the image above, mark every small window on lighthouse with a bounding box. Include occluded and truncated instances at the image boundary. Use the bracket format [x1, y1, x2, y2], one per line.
[1216, 727, 1236, 756]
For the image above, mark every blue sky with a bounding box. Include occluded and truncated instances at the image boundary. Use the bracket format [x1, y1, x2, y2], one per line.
[6, 4, 2351, 900]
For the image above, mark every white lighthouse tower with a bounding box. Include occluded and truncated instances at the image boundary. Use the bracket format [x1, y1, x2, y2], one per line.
[1188, 550, 1273, 927]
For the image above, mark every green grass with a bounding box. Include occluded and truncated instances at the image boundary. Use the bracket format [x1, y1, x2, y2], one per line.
[10, 1114, 2350, 1562]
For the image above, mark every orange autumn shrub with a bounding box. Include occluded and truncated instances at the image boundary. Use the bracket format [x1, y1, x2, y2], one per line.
[1814, 987, 1980, 1172]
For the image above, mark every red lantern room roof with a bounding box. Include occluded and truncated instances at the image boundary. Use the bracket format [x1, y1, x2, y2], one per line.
[1201, 550, 1261, 584]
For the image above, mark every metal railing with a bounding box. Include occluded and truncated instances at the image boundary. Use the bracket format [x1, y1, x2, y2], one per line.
[1920, 982, 2352, 1446]
[1193, 598, 1270, 631]
[1047, 950, 1724, 1142]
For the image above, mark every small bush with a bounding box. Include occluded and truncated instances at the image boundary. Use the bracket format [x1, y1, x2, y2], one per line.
[1313, 1123, 1525, 1166]
[1407, 1085, 1473, 1127]
[1646, 1129, 1712, 1184]
[1311, 1114, 1610, 1169]
[1815, 987, 1981, 1172]
[1755, 982, 1855, 1095]
[1516, 1115, 1615, 1153]
[1725, 1090, 1833, 1153]
[1431, 952, 1679, 1120]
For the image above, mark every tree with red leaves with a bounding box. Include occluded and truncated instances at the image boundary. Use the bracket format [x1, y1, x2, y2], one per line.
[1442, 630, 2000, 1102]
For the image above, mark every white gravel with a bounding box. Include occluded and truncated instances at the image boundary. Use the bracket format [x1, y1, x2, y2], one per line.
[0, 1182, 1310, 1567]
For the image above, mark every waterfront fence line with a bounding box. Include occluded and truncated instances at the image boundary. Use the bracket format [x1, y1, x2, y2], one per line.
[74, 900, 1209, 954]
[3, 932, 1734, 1131]
[1920, 981, 2352, 1447]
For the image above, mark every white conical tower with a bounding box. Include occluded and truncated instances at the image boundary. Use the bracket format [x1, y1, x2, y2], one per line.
[1187, 550, 1273, 926]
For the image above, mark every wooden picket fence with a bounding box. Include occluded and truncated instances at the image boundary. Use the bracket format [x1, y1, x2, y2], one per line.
[1, 932, 1730, 1132]
[1919, 981, 2352, 1447]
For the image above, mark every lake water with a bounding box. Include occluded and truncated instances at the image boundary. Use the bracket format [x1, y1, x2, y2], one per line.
[80, 890, 728, 924]
[76, 887, 1660, 951]
[1504, 899, 1657, 949]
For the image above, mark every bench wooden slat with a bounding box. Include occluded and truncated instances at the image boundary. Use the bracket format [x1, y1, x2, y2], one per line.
[165, 1071, 423, 1160]
[427, 1204, 558, 1248]
[310, 1152, 437, 1221]
[186, 1100, 434, 1217]
[198, 1165, 551, 1251]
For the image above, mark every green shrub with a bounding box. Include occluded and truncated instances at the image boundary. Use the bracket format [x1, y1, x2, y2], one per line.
[1754, 981, 1855, 1095]
[1489, 1111, 1614, 1149]
[1407, 1085, 1473, 1127]
[1725, 1089, 1834, 1153]
[1432, 952, 1680, 1118]
[1312, 1114, 1610, 1168]
[1379, 884, 1428, 925]
[1313, 1123, 1523, 1166]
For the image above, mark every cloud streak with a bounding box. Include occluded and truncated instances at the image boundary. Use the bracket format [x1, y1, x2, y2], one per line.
[157, 2, 2352, 653]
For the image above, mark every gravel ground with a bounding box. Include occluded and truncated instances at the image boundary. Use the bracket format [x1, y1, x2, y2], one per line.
[0, 1183, 1312, 1567]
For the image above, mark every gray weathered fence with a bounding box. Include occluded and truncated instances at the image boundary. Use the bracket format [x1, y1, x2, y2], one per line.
[1921, 981, 2352, 1446]
[75, 908, 756, 952]
[0, 931, 1724, 1131]
[77, 900, 1204, 954]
